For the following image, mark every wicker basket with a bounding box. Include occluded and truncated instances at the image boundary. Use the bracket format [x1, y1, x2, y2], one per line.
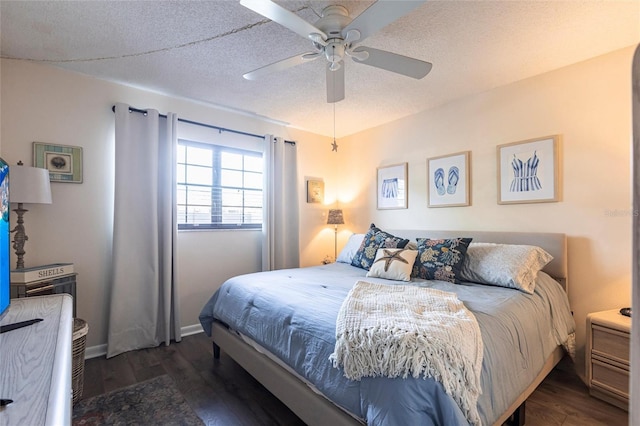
[72, 318, 89, 405]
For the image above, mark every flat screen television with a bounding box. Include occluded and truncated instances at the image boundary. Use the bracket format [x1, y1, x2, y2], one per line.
[0, 158, 9, 320]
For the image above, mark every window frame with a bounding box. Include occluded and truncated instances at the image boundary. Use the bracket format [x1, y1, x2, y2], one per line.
[177, 139, 263, 231]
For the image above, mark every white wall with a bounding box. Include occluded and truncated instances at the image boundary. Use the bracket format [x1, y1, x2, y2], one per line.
[337, 45, 636, 379]
[0, 59, 335, 348]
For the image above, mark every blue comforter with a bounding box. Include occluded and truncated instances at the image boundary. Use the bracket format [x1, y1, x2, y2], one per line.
[199, 263, 575, 426]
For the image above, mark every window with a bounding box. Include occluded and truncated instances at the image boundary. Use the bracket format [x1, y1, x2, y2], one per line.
[177, 139, 262, 229]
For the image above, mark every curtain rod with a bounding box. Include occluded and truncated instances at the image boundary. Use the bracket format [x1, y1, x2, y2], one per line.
[111, 105, 295, 145]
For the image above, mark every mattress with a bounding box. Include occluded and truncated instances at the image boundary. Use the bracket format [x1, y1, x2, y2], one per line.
[199, 262, 575, 425]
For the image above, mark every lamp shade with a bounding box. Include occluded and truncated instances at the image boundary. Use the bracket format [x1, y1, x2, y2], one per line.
[327, 209, 344, 225]
[9, 166, 52, 204]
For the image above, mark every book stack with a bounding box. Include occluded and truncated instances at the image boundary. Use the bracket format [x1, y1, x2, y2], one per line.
[11, 263, 75, 283]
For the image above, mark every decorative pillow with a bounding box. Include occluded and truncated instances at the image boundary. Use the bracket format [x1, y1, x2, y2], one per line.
[336, 234, 366, 263]
[366, 248, 418, 281]
[412, 238, 472, 283]
[459, 243, 553, 294]
[351, 224, 410, 270]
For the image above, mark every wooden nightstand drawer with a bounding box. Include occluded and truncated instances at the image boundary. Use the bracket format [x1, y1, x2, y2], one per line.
[591, 358, 629, 397]
[592, 324, 630, 365]
[587, 309, 631, 411]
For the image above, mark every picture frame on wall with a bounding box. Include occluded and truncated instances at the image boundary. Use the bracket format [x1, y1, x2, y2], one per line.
[306, 178, 324, 203]
[377, 163, 408, 210]
[33, 142, 83, 183]
[497, 135, 559, 204]
[427, 151, 471, 208]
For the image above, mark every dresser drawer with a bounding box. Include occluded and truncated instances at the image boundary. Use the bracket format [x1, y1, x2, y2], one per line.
[592, 325, 629, 365]
[591, 358, 629, 397]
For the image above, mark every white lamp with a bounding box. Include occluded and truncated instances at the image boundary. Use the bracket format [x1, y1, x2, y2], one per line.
[9, 162, 52, 269]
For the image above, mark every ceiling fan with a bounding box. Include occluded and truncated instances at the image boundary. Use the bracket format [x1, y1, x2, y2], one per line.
[240, 0, 432, 103]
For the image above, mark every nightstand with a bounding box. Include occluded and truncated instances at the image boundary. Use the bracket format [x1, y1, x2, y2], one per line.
[586, 309, 631, 411]
[11, 273, 78, 316]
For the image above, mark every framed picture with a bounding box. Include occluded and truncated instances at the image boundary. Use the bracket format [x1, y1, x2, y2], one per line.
[497, 135, 559, 204]
[33, 142, 83, 183]
[306, 178, 324, 203]
[427, 151, 470, 208]
[377, 163, 408, 210]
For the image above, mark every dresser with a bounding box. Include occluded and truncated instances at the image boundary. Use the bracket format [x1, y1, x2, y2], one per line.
[586, 309, 631, 411]
[0, 294, 73, 425]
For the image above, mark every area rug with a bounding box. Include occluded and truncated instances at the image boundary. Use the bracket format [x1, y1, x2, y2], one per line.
[73, 374, 204, 425]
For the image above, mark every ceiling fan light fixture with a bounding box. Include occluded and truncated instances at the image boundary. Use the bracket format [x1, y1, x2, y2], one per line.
[301, 52, 321, 61]
[329, 62, 341, 72]
[343, 29, 361, 45]
[325, 42, 345, 64]
[308, 32, 327, 46]
[347, 49, 369, 62]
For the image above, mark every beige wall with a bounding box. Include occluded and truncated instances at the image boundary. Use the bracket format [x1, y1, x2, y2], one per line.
[1, 44, 634, 377]
[0, 59, 335, 349]
[337, 45, 636, 379]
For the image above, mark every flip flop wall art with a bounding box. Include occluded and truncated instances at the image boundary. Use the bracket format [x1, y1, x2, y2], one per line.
[427, 151, 470, 207]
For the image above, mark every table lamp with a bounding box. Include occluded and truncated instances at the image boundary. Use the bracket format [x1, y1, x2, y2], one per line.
[327, 209, 344, 260]
[9, 162, 52, 269]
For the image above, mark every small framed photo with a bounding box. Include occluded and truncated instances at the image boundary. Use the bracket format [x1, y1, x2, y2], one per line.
[306, 178, 324, 203]
[427, 151, 470, 208]
[33, 142, 83, 183]
[497, 135, 559, 204]
[377, 163, 408, 210]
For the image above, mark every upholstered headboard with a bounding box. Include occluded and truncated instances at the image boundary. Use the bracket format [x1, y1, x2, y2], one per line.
[387, 230, 568, 292]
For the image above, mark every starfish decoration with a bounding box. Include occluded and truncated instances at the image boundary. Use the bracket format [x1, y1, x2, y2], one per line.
[331, 140, 338, 152]
[373, 249, 409, 272]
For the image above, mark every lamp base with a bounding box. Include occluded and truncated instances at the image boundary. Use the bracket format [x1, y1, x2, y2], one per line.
[334, 225, 338, 261]
[10, 203, 29, 270]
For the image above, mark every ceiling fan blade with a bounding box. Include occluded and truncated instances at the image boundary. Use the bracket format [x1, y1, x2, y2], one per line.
[327, 62, 345, 103]
[240, 0, 327, 41]
[244, 52, 320, 80]
[351, 46, 432, 79]
[342, 0, 427, 43]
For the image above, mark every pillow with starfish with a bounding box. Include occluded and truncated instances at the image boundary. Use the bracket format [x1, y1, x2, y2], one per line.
[366, 248, 419, 281]
[351, 224, 410, 270]
[412, 237, 473, 284]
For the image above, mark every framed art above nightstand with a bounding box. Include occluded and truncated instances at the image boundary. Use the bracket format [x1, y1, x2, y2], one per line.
[586, 309, 631, 411]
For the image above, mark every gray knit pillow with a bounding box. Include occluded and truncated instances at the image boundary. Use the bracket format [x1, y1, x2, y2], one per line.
[460, 243, 553, 294]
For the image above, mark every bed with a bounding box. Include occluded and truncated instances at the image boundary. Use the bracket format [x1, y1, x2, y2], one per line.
[199, 229, 575, 426]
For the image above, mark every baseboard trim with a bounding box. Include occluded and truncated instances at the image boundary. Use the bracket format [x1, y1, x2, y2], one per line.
[85, 344, 107, 360]
[181, 323, 204, 337]
[84, 324, 205, 359]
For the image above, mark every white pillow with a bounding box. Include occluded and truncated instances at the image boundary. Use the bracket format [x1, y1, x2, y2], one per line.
[336, 234, 366, 263]
[460, 243, 553, 294]
[366, 248, 418, 282]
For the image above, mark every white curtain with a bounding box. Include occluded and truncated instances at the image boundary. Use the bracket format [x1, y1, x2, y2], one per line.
[107, 103, 181, 358]
[262, 135, 300, 271]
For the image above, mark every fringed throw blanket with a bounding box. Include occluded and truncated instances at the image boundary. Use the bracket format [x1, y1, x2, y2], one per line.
[329, 281, 484, 426]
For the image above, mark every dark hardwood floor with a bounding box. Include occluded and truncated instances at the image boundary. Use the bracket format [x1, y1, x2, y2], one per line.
[79, 332, 628, 426]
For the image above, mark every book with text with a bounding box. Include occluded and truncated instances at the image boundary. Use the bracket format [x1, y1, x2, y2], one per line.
[11, 263, 74, 283]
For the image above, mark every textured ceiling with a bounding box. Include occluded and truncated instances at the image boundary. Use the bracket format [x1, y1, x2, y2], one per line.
[1, 1, 639, 138]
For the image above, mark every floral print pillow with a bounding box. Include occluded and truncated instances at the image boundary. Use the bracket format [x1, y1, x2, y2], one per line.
[412, 238, 473, 283]
[351, 224, 410, 270]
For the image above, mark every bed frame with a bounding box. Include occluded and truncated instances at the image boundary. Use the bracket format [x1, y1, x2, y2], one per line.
[211, 230, 568, 426]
